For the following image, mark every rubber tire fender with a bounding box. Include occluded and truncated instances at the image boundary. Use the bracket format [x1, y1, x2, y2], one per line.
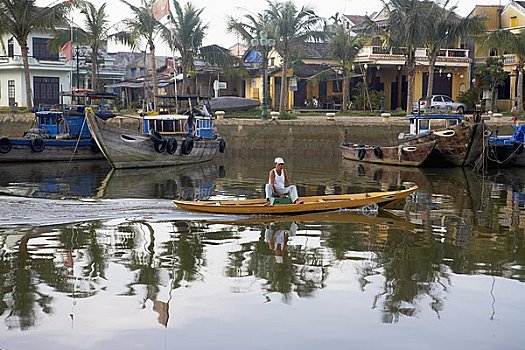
[30, 137, 45, 153]
[154, 138, 167, 153]
[148, 128, 163, 142]
[166, 138, 177, 154]
[357, 148, 366, 160]
[181, 138, 194, 155]
[0, 137, 11, 154]
[373, 146, 383, 159]
[218, 138, 226, 153]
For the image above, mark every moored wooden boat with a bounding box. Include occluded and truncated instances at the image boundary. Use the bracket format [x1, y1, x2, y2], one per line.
[85, 107, 225, 169]
[340, 140, 436, 167]
[398, 113, 485, 167]
[0, 110, 103, 162]
[173, 185, 418, 214]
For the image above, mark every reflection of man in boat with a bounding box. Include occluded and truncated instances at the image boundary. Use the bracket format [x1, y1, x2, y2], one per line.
[265, 221, 298, 263]
[265, 157, 303, 204]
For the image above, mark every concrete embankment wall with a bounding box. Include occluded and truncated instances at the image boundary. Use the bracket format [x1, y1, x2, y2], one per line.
[0, 113, 517, 159]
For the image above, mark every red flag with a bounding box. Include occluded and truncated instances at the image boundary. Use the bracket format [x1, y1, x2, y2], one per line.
[60, 40, 73, 61]
[152, 0, 170, 20]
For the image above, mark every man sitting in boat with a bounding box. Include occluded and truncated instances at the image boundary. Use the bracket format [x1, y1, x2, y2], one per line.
[265, 157, 303, 204]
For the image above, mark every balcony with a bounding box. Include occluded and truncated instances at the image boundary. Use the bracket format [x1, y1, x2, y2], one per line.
[357, 46, 470, 65]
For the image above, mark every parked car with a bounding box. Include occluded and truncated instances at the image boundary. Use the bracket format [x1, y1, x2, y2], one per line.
[412, 95, 466, 114]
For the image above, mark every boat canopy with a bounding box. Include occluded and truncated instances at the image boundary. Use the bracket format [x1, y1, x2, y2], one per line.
[406, 113, 462, 136]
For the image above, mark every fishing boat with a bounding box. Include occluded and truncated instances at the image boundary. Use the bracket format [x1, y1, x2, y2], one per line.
[487, 125, 525, 167]
[340, 140, 436, 167]
[398, 112, 486, 167]
[85, 102, 226, 169]
[173, 185, 418, 215]
[0, 109, 103, 162]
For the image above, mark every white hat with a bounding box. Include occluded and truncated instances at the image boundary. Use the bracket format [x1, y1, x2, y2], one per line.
[274, 157, 285, 164]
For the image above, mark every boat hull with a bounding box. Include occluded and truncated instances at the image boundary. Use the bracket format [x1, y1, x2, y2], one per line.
[340, 141, 436, 167]
[488, 143, 525, 167]
[401, 122, 483, 167]
[86, 111, 220, 169]
[173, 185, 418, 215]
[0, 138, 102, 162]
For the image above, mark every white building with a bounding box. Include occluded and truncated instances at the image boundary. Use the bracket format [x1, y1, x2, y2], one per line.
[0, 31, 72, 108]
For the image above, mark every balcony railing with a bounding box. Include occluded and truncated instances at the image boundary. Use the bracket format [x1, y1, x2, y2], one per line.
[360, 46, 469, 59]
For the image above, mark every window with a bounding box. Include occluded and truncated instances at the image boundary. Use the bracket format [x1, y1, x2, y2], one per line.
[7, 38, 14, 57]
[130, 68, 137, 78]
[8, 80, 15, 106]
[511, 16, 518, 28]
[332, 80, 342, 92]
[33, 76, 59, 106]
[32, 38, 58, 61]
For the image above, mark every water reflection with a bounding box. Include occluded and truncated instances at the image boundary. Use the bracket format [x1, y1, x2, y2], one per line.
[0, 156, 524, 348]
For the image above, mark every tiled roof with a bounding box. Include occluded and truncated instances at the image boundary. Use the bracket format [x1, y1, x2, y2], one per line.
[343, 15, 367, 27]
[299, 42, 333, 60]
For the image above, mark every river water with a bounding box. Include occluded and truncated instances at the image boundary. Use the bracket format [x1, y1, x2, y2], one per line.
[0, 153, 524, 350]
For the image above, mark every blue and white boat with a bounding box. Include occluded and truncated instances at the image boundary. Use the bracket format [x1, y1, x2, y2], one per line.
[488, 125, 525, 167]
[0, 109, 103, 162]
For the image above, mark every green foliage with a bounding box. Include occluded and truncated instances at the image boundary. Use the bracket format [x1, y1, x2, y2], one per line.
[476, 56, 506, 91]
[351, 82, 384, 110]
[458, 86, 481, 111]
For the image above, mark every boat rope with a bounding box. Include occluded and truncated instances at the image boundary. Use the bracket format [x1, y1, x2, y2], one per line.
[59, 116, 88, 182]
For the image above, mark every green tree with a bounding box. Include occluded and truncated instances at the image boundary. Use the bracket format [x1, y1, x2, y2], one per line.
[0, 0, 69, 108]
[481, 29, 525, 113]
[328, 18, 362, 111]
[476, 56, 506, 112]
[422, 1, 485, 105]
[53, 1, 123, 91]
[118, 0, 164, 111]
[266, 0, 325, 113]
[162, 1, 238, 96]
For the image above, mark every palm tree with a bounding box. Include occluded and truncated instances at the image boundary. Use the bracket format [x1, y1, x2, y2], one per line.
[329, 20, 362, 111]
[374, 0, 430, 114]
[118, 0, 163, 111]
[162, 1, 238, 95]
[53, 1, 123, 91]
[227, 11, 273, 116]
[266, 0, 325, 113]
[0, 0, 69, 109]
[422, 1, 485, 105]
[481, 30, 525, 114]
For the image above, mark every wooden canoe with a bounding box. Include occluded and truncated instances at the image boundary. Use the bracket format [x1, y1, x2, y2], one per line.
[173, 185, 418, 214]
[340, 140, 436, 167]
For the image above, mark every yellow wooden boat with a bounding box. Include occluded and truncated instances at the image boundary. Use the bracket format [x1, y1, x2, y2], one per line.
[173, 185, 418, 215]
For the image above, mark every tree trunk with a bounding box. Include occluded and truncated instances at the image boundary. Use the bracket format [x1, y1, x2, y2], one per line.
[406, 50, 416, 115]
[279, 55, 288, 113]
[342, 68, 348, 111]
[21, 44, 33, 109]
[150, 42, 158, 112]
[517, 63, 523, 114]
[91, 52, 98, 91]
[426, 52, 438, 101]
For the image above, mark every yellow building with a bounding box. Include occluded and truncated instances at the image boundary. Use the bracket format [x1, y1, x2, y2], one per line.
[471, 1, 525, 111]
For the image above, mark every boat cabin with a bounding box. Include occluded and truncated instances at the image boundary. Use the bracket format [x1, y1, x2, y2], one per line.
[143, 114, 215, 138]
[403, 114, 463, 138]
[34, 110, 92, 139]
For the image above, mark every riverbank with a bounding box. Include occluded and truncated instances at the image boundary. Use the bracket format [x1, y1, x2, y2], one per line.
[0, 112, 517, 152]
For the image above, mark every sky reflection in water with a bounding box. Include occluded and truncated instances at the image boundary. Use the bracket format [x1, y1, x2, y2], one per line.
[0, 155, 524, 349]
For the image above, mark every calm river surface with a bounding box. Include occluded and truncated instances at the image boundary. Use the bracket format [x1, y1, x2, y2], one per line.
[0, 153, 524, 350]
